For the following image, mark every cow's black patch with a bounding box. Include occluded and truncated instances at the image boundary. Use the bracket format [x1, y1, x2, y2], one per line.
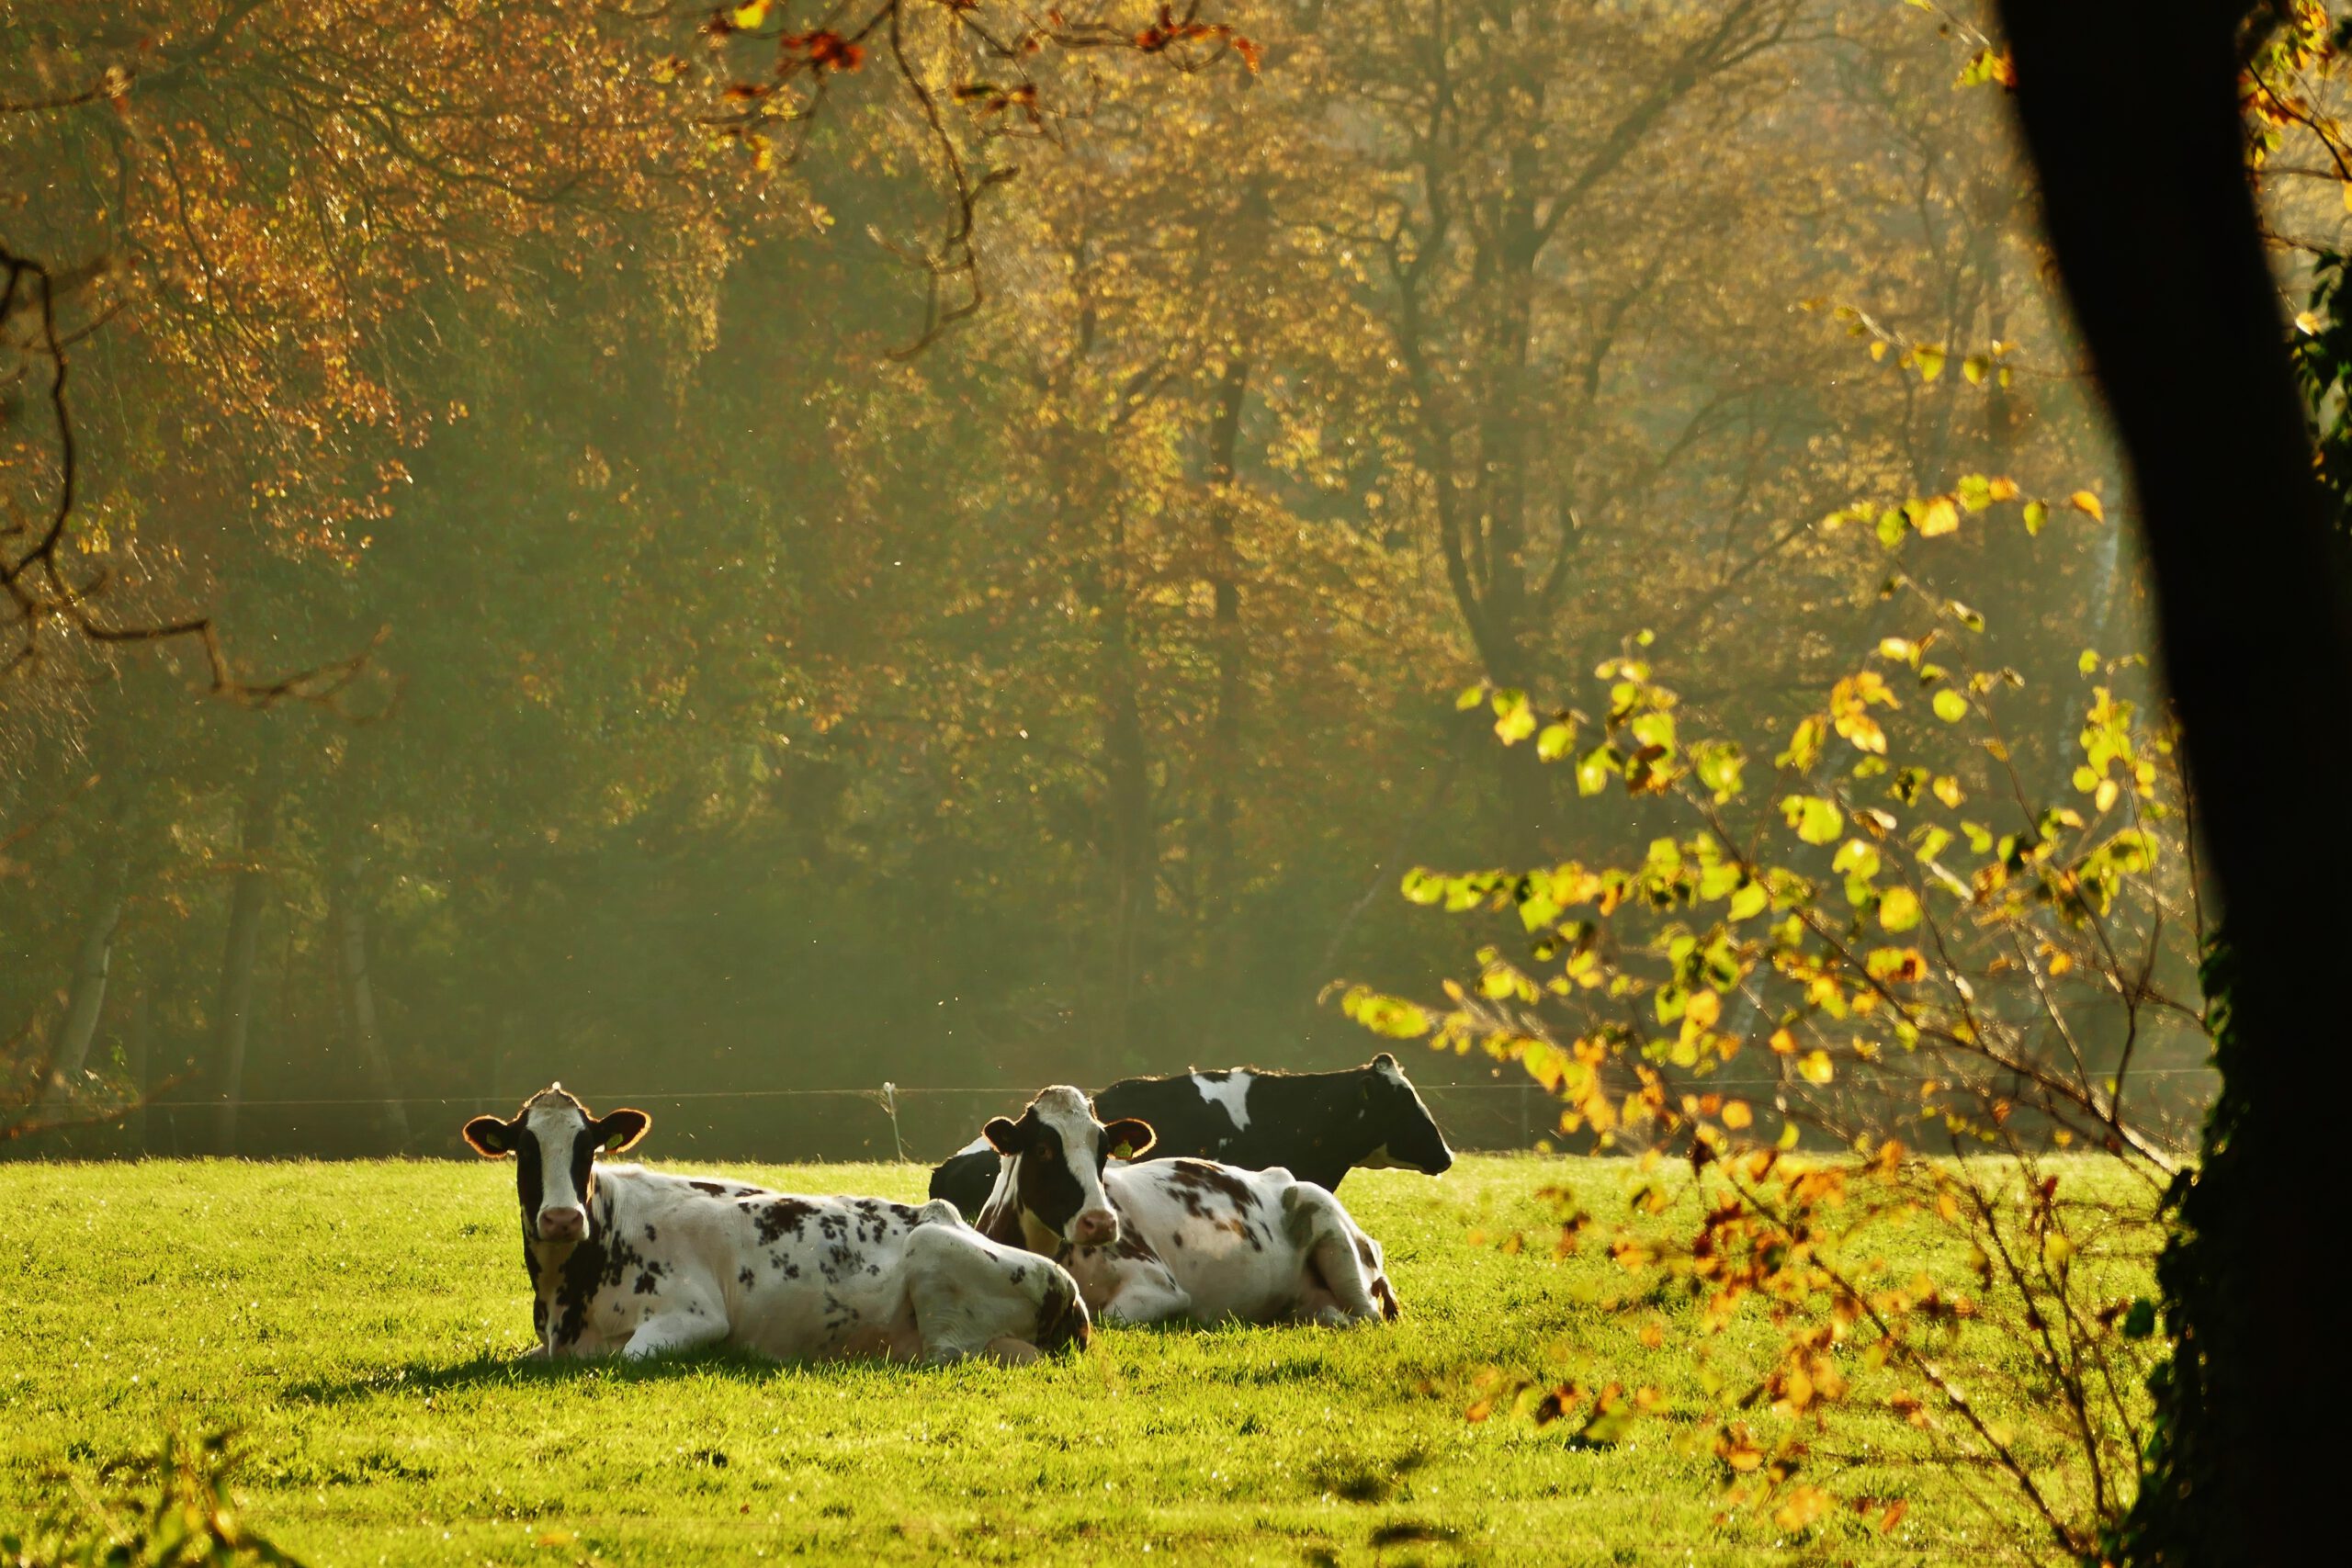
[752, 1197, 820, 1245]
[1167, 1159, 1255, 1207]
[690, 1180, 730, 1197]
[932, 1059, 1455, 1214]
[739, 1267, 756, 1288]
[549, 1238, 607, 1348]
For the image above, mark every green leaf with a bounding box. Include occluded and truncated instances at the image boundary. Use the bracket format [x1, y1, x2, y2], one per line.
[1693, 740, 1746, 800]
[1536, 721, 1577, 761]
[1913, 344, 1946, 382]
[1727, 881, 1770, 922]
[2077, 649, 2099, 676]
[1576, 745, 1619, 797]
[1629, 710, 1677, 753]
[1455, 684, 1487, 712]
[1879, 886, 1922, 932]
[1831, 839, 1881, 879]
[1493, 689, 1536, 745]
[2022, 499, 2049, 535]
[1932, 689, 1969, 723]
[1781, 795, 1844, 846]
[1777, 716, 1826, 773]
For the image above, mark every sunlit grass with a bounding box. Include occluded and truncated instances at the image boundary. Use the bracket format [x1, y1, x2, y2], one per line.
[3, 1154, 2122, 1563]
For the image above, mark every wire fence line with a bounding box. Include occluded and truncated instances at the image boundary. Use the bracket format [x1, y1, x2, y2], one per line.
[125, 1066, 2217, 1112]
[49, 1067, 2215, 1163]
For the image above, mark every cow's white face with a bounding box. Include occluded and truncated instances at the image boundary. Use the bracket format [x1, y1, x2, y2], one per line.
[462, 1084, 649, 1247]
[980, 1086, 1155, 1252]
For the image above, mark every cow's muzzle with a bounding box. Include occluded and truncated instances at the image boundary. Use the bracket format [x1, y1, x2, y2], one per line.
[537, 1205, 588, 1244]
[1072, 1207, 1118, 1249]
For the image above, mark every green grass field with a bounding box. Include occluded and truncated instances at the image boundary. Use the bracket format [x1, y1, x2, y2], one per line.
[4, 1154, 2104, 1564]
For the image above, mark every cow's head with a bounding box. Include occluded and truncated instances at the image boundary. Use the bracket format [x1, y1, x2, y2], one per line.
[461, 1083, 650, 1247]
[1359, 1054, 1454, 1176]
[976, 1086, 1155, 1253]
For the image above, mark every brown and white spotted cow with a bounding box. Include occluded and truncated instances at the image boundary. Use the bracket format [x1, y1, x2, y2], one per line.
[974, 1085, 1401, 1327]
[462, 1084, 1089, 1365]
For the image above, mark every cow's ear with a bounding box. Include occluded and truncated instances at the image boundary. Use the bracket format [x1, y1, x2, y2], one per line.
[595, 1108, 650, 1155]
[1372, 1053, 1398, 1070]
[462, 1116, 516, 1158]
[1102, 1118, 1156, 1160]
[983, 1116, 1025, 1156]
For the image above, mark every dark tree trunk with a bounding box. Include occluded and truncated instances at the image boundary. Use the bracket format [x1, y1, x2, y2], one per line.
[1098, 533, 1154, 1067]
[125, 975, 152, 1156]
[328, 849, 411, 1151]
[47, 852, 126, 1097]
[211, 742, 288, 1155]
[1202, 352, 1250, 944]
[1998, 3, 2346, 1555]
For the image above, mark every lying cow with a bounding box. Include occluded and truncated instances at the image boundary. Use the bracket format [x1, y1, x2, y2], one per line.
[462, 1083, 1089, 1364]
[929, 1052, 1454, 1221]
[972, 1085, 1400, 1327]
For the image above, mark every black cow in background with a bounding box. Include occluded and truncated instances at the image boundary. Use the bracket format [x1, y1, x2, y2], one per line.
[927, 1053, 1454, 1223]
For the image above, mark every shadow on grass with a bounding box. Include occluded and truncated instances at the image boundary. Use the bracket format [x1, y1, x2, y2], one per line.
[280, 1344, 891, 1406]
[288, 1316, 1381, 1407]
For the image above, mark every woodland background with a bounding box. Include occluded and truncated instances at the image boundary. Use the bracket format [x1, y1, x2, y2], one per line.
[0, 0, 2211, 1157]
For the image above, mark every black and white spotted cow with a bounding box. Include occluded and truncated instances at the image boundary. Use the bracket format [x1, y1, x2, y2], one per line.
[973, 1085, 1401, 1327]
[462, 1084, 1089, 1365]
[929, 1053, 1454, 1222]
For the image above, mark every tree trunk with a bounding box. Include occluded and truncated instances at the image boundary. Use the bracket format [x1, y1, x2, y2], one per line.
[125, 976, 152, 1156]
[46, 858, 126, 1097]
[211, 744, 287, 1155]
[1998, 3, 2346, 1555]
[1202, 352, 1251, 943]
[1098, 517, 1154, 1068]
[328, 851, 410, 1151]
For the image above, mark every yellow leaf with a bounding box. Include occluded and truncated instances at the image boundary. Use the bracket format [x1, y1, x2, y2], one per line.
[1962, 354, 1988, 385]
[1868, 340, 1889, 362]
[730, 0, 772, 26]
[1798, 1050, 1835, 1085]
[1913, 344, 1946, 382]
[1769, 1027, 1797, 1055]
[2068, 490, 2106, 523]
[1775, 1485, 1834, 1532]
[1917, 496, 1959, 536]
[1721, 1100, 1753, 1129]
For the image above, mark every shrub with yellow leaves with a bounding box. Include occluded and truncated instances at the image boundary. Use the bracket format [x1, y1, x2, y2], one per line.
[1337, 506, 2195, 1562]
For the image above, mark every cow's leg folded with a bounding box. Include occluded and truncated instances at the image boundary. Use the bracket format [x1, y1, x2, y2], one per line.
[1282, 1184, 1386, 1323]
[1091, 1264, 1192, 1326]
[903, 1224, 1079, 1364]
[621, 1308, 729, 1360]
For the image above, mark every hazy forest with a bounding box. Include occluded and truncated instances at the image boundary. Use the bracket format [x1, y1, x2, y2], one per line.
[6, 0, 2239, 1164]
[16, 0, 2352, 1561]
